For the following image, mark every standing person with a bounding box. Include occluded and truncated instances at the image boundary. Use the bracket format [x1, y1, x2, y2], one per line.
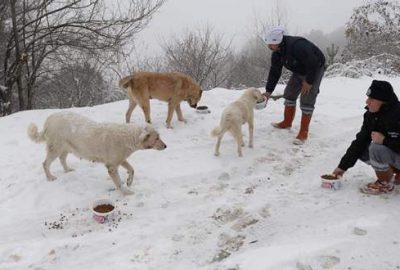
[262, 26, 326, 144]
[330, 80, 400, 195]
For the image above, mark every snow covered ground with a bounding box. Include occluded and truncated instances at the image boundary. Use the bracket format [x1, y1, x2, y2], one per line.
[1, 76, 400, 270]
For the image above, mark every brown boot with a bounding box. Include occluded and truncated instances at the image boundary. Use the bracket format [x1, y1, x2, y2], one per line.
[375, 168, 394, 182]
[395, 173, 400, 185]
[360, 168, 394, 194]
[272, 106, 295, 129]
[293, 114, 312, 144]
[390, 166, 400, 185]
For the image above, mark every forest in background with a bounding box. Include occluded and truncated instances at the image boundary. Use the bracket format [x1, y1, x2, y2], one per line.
[1, 0, 399, 116]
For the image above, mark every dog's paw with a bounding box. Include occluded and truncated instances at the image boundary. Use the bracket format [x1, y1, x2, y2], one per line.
[293, 139, 305, 145]
[214, 152, 220, 157]
[127, 178, 133, 187]
[64, 168, 74, 173]
[47, 175, 57, 181]
[248, 144, 253, 148]
[178, 118, 187, 123]
[121, 186, 134, 195]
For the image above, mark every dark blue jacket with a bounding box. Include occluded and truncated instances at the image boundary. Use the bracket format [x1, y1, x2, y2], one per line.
[265, 36, 325, 93]
[338, 97, 400, 171]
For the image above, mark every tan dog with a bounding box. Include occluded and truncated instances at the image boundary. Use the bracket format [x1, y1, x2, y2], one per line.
[119, 71, 203, 128]
[27, 112, 166, 195]
[211, 88, 265, 157]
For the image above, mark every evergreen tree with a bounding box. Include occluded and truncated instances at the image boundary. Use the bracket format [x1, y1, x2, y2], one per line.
[326, 43, 340, 66]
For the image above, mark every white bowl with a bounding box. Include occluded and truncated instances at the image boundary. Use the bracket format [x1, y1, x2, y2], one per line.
[321, 174, 342, 190]
[91, 198, 115, 223]
[255, 99, 267, 110]
[196, 105, 211, 114]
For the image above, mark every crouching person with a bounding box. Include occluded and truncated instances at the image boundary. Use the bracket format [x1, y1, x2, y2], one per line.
[331, 80, 400, 195]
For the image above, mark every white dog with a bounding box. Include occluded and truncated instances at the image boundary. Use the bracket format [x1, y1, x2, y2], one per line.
[27, 111, 166, 195]
[211, 88, 265, 157]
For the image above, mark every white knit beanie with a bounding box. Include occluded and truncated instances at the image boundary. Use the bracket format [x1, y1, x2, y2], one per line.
[264, 26, 286, 44]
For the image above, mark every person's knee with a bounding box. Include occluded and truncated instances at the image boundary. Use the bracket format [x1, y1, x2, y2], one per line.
[369, 143, 392, 171]
[368, 143, 387, 157]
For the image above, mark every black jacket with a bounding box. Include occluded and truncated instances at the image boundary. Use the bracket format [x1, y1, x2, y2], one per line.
[338, 99, 400, 171]
[265, 36, 325, 93]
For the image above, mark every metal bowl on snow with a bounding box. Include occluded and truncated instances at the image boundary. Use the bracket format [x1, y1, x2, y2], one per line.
[196, 105, 211, 114]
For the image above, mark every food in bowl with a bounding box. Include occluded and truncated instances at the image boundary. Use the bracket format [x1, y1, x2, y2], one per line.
[321, 174, 338, 180]
[94, 204, 114, 213]
[91, 198, 115, 223]
[321, 174, 342, 190]
[196, 105, 211, 114]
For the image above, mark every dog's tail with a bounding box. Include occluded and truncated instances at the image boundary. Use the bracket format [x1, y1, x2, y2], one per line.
[27, 123, 45, 143]
[211, 126, 224, 137]
[119, 75, 133, 89]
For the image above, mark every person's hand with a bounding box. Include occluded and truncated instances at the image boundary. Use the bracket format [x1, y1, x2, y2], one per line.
[301, 81, 312, 95]
[371, 131, 385, 144]
[262, 92, 271, 100]
[332, 167, 345, 178]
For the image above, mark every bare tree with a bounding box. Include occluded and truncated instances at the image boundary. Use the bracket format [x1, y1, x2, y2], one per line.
[0, 2, 9, 107]
[0, 0, 165, 116]
[253, 0, 289, 39]
[35, 56, 108, 108]
[227, 37, 270, 89]
[227, 0, 288, 89]
[161, 26, 233, 89]
[124, 46, 167, 73]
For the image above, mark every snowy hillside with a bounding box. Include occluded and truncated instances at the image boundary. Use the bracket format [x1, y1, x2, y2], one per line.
[1, 76, 400, 270]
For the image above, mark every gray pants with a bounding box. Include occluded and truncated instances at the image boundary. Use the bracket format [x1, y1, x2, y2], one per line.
[360, 143, 400, 172]
[283, 66, 325, 115]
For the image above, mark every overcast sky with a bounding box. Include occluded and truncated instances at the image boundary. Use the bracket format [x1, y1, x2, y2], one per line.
[136, 0, 368, 54]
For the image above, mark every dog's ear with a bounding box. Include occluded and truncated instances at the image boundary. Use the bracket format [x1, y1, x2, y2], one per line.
[251, 89, 258, 99]
[139, 125, 152, 142]
[253, 89, 262, 99]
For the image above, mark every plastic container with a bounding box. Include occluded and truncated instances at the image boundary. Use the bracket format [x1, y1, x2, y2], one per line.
[91, 198, 115, 223]
[255, 99, 267, 110]
[321, 174, 342, 190]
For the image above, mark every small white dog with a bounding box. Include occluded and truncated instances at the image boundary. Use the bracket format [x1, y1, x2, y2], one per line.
[27, 111, 167, 195]
[211, 88, 265, 157]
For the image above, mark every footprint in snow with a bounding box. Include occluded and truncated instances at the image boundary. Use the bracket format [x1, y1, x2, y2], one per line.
[317, 255, 340, 268]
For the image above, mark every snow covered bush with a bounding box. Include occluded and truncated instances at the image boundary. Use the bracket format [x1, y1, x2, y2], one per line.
[342, 1, 400, 61]
[325, 53, 400, 78]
